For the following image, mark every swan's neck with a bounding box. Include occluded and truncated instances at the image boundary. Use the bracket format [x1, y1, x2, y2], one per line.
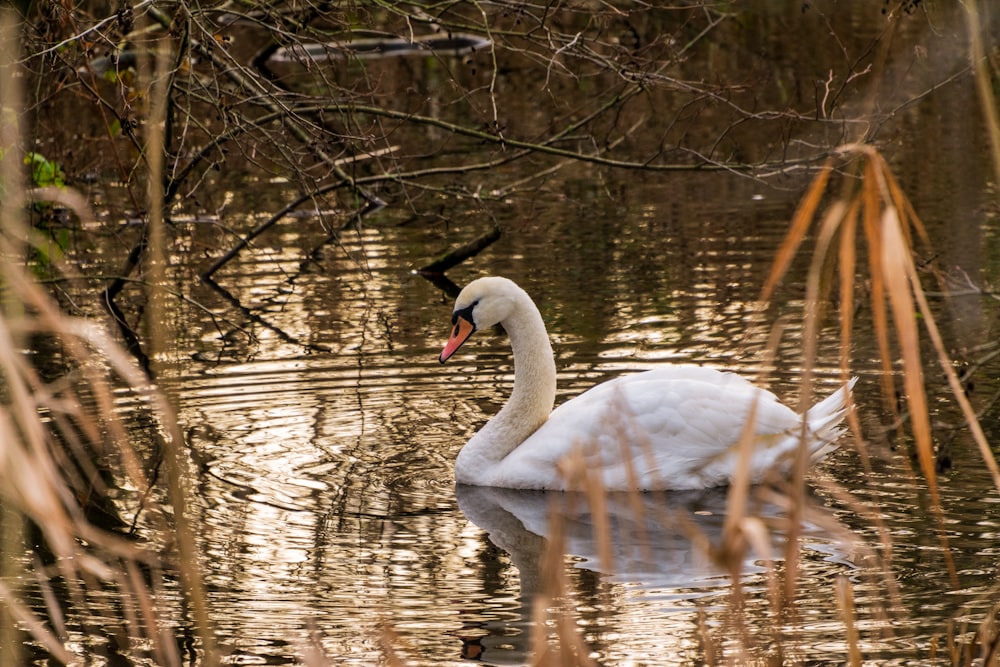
[455, 300, 556, 484]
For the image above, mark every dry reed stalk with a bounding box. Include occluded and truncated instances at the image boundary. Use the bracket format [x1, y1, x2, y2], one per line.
[835, 574, 863, 667]
[529, 446, 603, 667]
[695, 609, 718, 665]
[377, 621, 413, 667]
[964, 0, 1000, 191]
[869, 149, 1000, 586]
[711, 315, 806, 661]
[784, 173, 904, 633]
[1, 10, 38, 664]
[760, 140, 1000, 661]
[142, 34, 220, 665]
[977, 604, 1000, 667]
[717, 399, 764, 658]
[575, 442, 614, 574]
[765, 143, 983, 549]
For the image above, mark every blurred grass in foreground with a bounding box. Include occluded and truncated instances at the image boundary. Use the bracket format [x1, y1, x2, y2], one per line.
[509, 142, 1000, 665]
[0, 10, 216, 666]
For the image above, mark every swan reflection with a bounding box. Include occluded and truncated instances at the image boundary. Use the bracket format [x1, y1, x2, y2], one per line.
[457, 484, 859, 594]
[453, 484, 862, 663]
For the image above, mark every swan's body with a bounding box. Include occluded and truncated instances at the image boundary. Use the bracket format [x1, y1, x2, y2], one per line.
[440, 277, 855, 491]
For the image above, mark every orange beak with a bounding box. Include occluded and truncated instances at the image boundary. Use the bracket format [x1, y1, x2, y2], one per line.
[440, 315, 476, 363]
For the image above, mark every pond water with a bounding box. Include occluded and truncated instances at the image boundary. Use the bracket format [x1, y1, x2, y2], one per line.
[144, 165, 1000, 665]
[16, 1, 1000, 665]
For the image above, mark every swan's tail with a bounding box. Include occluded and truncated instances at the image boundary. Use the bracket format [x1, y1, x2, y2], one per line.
[804, 377, 858, 463]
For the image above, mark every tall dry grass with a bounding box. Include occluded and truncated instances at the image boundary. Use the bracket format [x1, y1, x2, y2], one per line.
[0, 9, 217, 666]
[523, 14, 1000, 649]
[520, 140, 1000, 665]
[520, 4, 1000, 664]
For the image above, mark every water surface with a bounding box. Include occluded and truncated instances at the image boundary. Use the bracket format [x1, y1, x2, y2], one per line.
[153, 164, 1000, 664]
[20, 2, 1000, 664]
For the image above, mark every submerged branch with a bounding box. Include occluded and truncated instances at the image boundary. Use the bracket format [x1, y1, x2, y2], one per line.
[101, 231, 152, 376]
[418, 224, 502, 275]
[200, 276, 332, 354]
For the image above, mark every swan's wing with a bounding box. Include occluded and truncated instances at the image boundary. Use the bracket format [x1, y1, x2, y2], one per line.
[493, 367, 804, 490]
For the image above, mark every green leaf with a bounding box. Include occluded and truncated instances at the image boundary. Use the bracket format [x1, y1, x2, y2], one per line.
[24, 152, 65, 188]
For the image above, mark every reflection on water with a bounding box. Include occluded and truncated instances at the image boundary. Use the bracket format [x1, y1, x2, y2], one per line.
[455, 485, 861, 592]
[180, 339, 868, 665]
[26, 3, 1000, 663]
[455, 485, 866, 664]
[130, 187, 1000, 665]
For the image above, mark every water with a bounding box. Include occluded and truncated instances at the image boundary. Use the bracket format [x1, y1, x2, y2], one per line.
[45, 152, 1000, 666]
[147, 171, 1000, 665]
[16, 2, 1000, 664]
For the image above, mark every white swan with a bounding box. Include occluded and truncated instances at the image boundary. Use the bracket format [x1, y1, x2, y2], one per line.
[439, 277, 855, 491]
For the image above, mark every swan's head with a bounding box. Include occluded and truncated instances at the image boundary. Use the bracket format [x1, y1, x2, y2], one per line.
[439, 277, 523, 363]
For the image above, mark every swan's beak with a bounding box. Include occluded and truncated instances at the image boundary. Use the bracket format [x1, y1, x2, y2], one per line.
[440, 315, 475, 363]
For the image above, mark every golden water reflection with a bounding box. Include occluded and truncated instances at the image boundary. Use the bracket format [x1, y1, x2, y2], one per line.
[18, 0, 1000, 661]
[156, 192, 1000, 665]
[129, 46, 1000, 662]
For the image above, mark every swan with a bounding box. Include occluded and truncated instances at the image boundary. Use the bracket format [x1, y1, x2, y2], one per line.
[439, 276, 855, 491]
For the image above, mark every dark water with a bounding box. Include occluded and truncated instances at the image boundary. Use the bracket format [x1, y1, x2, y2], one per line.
[20, 1, 1000, 664]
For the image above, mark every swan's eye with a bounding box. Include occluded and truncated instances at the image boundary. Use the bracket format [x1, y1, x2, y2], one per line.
[451, 299, 479, 331]
[452, 301, 479, 329]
